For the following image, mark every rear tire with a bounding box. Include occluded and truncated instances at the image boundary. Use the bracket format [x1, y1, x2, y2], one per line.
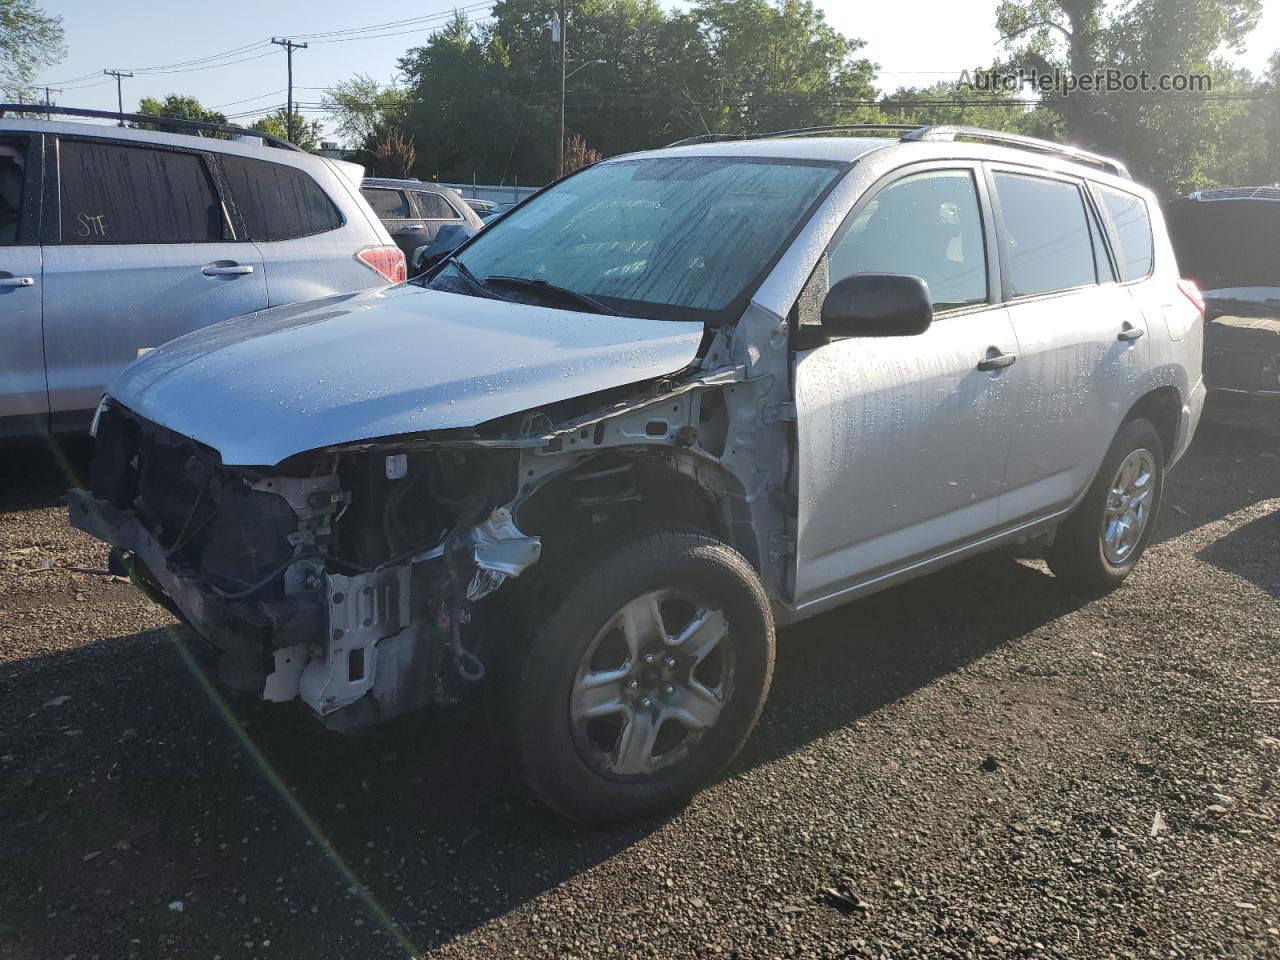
[493, 529, 774, 823]
[1046, 417, 1165, 591]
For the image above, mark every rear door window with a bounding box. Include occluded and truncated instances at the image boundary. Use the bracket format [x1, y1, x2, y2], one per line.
[0, 137, 30, 244]
[413, 190, 461, 220]
[994, 172, 1097, 297]
[1094, 185, 1154, 281]
[220, 154, 343, 241]
[361, 187, 412, 219]
[57, 139, 223, 244]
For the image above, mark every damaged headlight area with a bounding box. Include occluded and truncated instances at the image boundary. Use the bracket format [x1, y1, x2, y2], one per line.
[69, 404, 541, 731]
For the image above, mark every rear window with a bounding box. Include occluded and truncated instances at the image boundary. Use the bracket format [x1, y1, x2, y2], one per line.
[995, 172, 1097, 297]
[361, 187, 410, 219]
[1094, 185, 1154, 281]
[413, 191, 460, 219]
[0, 137, 29, 244]
[220, 154, 343, 241]
[58, 139, 223, 244]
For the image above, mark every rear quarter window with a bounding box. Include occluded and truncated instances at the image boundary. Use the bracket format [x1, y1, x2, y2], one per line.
[220, 154, 343, 241]
[1094, 185, 1154, 281]
[57, 139, 223, 244]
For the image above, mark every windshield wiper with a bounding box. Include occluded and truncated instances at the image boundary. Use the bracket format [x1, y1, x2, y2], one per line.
[484, 275, 621, 316]
[442, 255, 499, 298]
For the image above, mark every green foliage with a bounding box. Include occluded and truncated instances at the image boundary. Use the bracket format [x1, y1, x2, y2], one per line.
[996, 0, 1269, 197]
[392, 0, 880, 184]
[321, 73, 407, 147]
[250, 109, 324, 152]
[136, 94, 229, 136]
[0, 0, 64, 101]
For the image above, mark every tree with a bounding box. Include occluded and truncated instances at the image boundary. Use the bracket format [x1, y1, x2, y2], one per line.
[371, 127, 417, 178]
[322, 73, 407, 148]
[136, 94, 229, 135]
[563, 133, 602, 171]
[250, 109, 324, 152]
[995, 0, 1266, 196]
[0, 0, 64, 101]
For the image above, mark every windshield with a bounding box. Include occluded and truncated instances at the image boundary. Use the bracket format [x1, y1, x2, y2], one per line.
[423, 155, 843, 320]
[1166, 198, 1280, 294]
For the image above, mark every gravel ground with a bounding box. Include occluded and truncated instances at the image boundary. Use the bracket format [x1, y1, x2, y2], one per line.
[1, 428, 1277, 960]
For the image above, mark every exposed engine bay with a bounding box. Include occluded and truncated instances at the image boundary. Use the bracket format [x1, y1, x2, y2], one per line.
[68, 355, 780, 731]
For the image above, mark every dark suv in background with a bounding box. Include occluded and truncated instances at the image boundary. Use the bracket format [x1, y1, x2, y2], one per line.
[1167, 187, 1280, 426]
[360, 177, 485, 259]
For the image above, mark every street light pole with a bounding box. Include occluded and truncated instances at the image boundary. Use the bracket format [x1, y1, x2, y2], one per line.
[557, 0, 567, 178]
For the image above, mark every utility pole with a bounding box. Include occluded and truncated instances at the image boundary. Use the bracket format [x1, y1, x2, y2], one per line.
[557, 0, 567, 178]
[43, 86, 61, 121]
[270, 37, 308, 143]
[104, 70, 133, 126]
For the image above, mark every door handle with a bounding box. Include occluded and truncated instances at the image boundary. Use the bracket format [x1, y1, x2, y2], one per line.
[1117, 326, 1144, 342]
[397, 224, 425, 232]
[203, 264, 254, 276]
[0, 276, 34, 287]
[977, 351, 1018, 371]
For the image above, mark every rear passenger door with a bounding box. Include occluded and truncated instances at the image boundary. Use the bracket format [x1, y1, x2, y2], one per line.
[42, 137, 267, 424]
[0, 133, 47, 434]
[409, 188, 466, 245]
[990, 167, 1146, 524]
[220, 154, 362, 306]
[361, 185, 423, 259]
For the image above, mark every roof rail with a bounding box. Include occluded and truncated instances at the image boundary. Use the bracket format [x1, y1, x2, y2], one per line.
[666, 123, 927, 148]
[664, 122, 1130, 179]
[0, 103, 304, 153]
[903, 125, 1130, 178]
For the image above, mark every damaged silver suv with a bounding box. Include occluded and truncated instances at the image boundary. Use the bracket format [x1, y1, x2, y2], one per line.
[70, 125, 1206, 822]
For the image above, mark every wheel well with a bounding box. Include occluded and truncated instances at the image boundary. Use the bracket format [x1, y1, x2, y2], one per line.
[516, 452, 731, 559]
[1124, 387, 1181, 459]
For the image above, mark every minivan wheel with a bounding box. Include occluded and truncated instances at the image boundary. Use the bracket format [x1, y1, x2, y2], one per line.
[498, 529, 774, 823]
[1046, 417, 1165, 591]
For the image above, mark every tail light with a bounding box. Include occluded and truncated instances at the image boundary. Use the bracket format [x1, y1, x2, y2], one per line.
[356, 245, 406, 284]
[1177, 278, 1205, 318]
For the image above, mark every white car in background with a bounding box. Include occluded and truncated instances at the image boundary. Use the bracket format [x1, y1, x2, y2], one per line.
[0, 104, 404, 440]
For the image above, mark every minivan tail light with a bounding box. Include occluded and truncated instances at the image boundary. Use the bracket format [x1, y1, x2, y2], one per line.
[356, 245, 406, 284]
[1177, 278, 1205, 317]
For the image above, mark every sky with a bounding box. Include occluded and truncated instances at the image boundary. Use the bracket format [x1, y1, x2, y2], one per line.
[33, 0, 1280, 144]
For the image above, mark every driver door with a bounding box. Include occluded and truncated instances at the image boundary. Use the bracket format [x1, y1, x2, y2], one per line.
[792, 164, 1021, 607]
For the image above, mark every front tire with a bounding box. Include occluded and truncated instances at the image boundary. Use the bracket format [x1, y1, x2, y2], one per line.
[496, 529, 775, 823]
[1047, 417, 1165, 590]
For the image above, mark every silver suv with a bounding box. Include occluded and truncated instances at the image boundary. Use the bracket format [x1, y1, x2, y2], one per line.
[0, 106, 404, 440]
[70, 125, 1205, 822]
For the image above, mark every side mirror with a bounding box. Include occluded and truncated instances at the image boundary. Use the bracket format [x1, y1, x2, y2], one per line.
[411, 223, 480, 275]
[820, 273, 933, 338]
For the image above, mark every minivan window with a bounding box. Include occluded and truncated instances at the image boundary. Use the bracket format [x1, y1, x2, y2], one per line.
[57, 140, 223, 244]
[431, 156, 842, 318]
[830, 169, 987, 310]
[362, 187, 410, 219]
[1095, 185, 1154, 281]
[995, 172, 1096, 297]
[0, 138, 28, 244]
[221, 154, 343, 241]
[414, 191, 460, 220]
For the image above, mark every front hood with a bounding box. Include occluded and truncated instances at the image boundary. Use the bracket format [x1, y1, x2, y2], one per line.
[108, 285, 704, 466]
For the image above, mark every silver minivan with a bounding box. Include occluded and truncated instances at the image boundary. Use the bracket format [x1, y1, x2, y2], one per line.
[0, 107, 404, 439]
[70, 125, 1206, 822]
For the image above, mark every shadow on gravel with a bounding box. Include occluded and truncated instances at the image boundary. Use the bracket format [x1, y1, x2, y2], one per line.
[1154, 424, 1279, 544]
[1, 549, 1091, 958]
[2, 423, 1275, 958]
[1195, 508, 1280, 597]
[0, 437, 92, 512]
